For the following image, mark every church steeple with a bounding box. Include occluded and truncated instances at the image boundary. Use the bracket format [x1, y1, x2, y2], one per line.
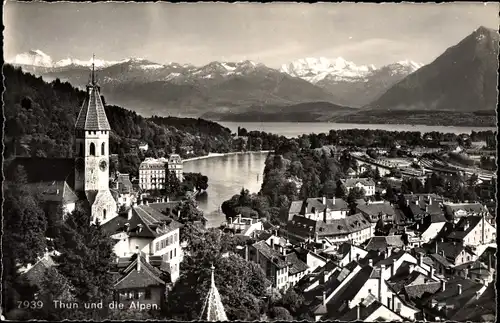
[75, 54, 110, 131]
[199, 265, 228, 321]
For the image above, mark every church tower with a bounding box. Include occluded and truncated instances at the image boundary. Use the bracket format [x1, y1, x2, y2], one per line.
[199, 265, 228, 321]
[74, 56, 117, 224]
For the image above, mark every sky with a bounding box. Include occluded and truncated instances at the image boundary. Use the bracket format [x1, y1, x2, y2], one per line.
[4, 1, 499, 68]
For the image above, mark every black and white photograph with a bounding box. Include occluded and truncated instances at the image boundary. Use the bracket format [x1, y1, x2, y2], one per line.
[2, 1, 498, 321]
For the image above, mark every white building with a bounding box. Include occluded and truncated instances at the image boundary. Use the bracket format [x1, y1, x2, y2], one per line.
[341, 178, 376, 197]
[139, 155, 184, 191]
[102, 203, 183, 283]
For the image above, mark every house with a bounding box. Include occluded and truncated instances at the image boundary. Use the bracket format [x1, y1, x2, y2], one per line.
[356, 201, 397, 228]
[286, 213, 373, 246]
[225, 215, 264, 237]
[448, 282, 496, 321]
[138, 142, 149, 152]
[402, 194, 444, 221]
[363, 236, 405, 253]
[452, 260, 494, 284]
[292, 247, 328, 272]
[346, 167, 357, 178]
[326, 243, 369, 267]
[341, 178, 376, 197]
[21, 253, 57, 288]
[286, 252, 310, 287]
[445, 216, 496, 246]
[111, 252, 169, 311]
[443, 202, 490, 222]
[27, 180, 79, 217]
[247, 240, 289, 290]
[288, 196, 349, 222]
[419, 277, 488, 321]
[102, 203, 183, 283]
[413, 213, 448, 244]
[431, 240, 477, 267]
[337, 295, 405, 321]
[112, 173, 136, 208]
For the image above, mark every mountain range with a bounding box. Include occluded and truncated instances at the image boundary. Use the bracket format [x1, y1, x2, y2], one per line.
[7, 50, 421, 116]
[7, 26, 498, 124]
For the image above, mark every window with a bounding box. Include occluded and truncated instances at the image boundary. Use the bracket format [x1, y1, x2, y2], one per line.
[170, 250, 173, 259]
[101, 142, 105, 155]
[174, 248, 176, 257]
[89, 143, 96, 156]
[103, 209, 106, 220]
[145, 288, 151, 300]
[156, 242, 159, 251]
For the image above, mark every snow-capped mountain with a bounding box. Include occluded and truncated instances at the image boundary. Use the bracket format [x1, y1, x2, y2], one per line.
[281, 57, 422, 84]
[279, 57, 424, 107]
[281, 57, 377, 83]
[10, 49, 54, 67]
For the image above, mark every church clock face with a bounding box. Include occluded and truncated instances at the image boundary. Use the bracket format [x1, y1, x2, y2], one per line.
[99, 160, 108, 172]
[76, 157, 84, 171]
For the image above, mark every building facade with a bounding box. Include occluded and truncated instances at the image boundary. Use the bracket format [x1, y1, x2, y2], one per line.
[139, 156, 184, 191]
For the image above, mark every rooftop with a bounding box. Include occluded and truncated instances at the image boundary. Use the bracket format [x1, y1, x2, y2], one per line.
[75, 85, 111, 131]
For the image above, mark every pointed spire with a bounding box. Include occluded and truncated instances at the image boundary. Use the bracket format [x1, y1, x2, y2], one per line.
[199, 264, 228, 321]
[91, 53, 96, 85]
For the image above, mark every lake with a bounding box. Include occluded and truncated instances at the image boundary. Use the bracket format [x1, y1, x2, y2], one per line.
[183, 151, 269, 228]
[218, 121, 496, 138]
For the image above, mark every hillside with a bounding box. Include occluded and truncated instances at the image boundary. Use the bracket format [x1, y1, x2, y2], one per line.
[202, 101, 354, 122]
[366, 26, 499, 112]
[3, 64, 234, 176]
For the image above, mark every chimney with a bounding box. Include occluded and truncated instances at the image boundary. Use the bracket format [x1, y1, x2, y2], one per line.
[464, 268, 469, 278]
[379, 265, 385, 301]
[356, 305, 360, 320]
[440, 250, 445, 257]
[128, 208, 133, 220]
[457, 284, 462, 295]
[425, 206, 429, 213]
[136, 245, 141, 272]
[56, 189, 60, 195]
[332, 196, 336, 205]
[369, 259, 373, 267]
[418, 254, 423, 266]
[322, 291, 326, 306]
[145, 200, 149, 206]
[441, 280, 446, 291]
[145, 252, 150, 263]
[408, 263, 415, 273]
[245, 244, 249, 261]
[386, 247, 392, 259]
[270, 238, 275, 250]
[178, 210, 181, 218]
[166, 196, 170, 202]
[429, 267, 435, 278]
[391, 259, 396, 277]
[435, 241, 438, 254]
[429, 197, 432, 205]
[322, 196, 327, 205]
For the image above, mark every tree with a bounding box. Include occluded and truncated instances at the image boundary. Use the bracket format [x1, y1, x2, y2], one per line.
[275, 289, 305, 318]
[267, 307, 293, 321]
[166, 229, 270, 321]
[347, 187, 366, 214]
[54, 206, 115, 307]
[165, 170, 181, 197]
[335, 180, 348, 198]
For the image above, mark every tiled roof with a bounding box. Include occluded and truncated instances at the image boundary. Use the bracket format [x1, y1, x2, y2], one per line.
[425, 277, 484, 316]
[289, 201, 303, 214]
[23, 255, 57, 287]
[27, 180, 79, 204]
[75, 86, 111, 131]
[168, 154, 182, 164]
[431, 241, 473, 261]
[404, 282, 442, 299]
[446, 216, 483, 240]
[449, 283, 496, 321]
[287, 213, 371, 239]
[356, 202, 397, 220]
[428, 253, 453, 268]
[364, 236, 405, 252]
[341, 178, 375, 188]
[252, 240, 287, 268]
[301, 197, 349, 213]
[113, 253, 169, 290]
[286, 252, 309, 275]
[444, 203, 488, 216]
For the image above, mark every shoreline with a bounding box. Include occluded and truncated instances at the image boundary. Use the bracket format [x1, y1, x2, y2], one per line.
[183, 150, 273, 163]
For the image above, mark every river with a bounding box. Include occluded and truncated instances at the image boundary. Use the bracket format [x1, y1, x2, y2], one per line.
[183, 151, 269, 228]
[218, 121, 496, 138]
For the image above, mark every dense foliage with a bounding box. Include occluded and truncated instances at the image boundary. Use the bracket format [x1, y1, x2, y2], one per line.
[165, 228, 270, 320]
[3, 65, 235, 177]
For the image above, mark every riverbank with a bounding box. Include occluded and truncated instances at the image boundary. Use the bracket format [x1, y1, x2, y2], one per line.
[183, 150, 273, 163]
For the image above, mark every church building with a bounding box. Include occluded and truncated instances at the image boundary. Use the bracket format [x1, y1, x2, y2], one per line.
[6, 60, 118, 225]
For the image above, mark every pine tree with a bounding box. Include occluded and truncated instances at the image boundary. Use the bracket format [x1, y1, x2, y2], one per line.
[54, 206, 115, 309]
